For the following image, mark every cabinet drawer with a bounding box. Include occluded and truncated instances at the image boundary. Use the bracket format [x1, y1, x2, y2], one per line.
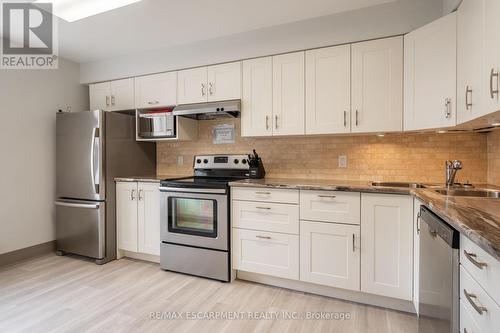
[461, 300, 484, 333]
[300, 190, 360, 224]
[460, 266, 500, 333]
[233, 229, 299, 280]
[232, 200, 299, 234]
[461, 234, 500, 305]
[231, 187, 299, 204]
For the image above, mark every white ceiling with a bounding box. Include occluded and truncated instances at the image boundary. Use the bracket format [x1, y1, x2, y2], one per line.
[55, 0, 395, 63]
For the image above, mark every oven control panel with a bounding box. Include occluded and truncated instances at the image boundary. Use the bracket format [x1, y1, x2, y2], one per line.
[194, 154, 250, 170]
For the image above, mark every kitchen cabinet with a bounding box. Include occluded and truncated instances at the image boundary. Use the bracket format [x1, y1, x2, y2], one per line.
[351, 37, 403, 133]
[413, 198, 424, 314]
[483, 0, 500, 116]
[299, 190, 360, 225]
[305, 45, 351, 134]
[135, 72, 177, 109]
[360, 193, 413, 300]
[457, 0, 485, 124]
[177, 62, 241, 105]
[116, 182, 160, 257]
[241, 57, 273, 137]
[231, 187, 299, 204]
[233, 228, 299, 280]
[404, 13, 457, 131]
[272, 52, 305, 136]
[89, 78, 135, 112]
[300, 221, 360, 291]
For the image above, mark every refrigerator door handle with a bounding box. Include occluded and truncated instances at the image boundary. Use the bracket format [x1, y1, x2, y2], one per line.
[91, 127, 100, 194]
[55, 201, 100, 209]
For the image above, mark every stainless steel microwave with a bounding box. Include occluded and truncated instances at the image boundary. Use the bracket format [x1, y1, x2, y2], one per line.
[136, 110, 175, 139]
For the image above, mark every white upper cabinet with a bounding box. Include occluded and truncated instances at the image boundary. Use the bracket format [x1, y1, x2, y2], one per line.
[272, 52, 305, 136]
[177, 67, 208, 104]
[457, 0, 485, 124]
[90, 79, 135, 112]
[177, 62, 241, 105]
[404, 13, 457, 131]
[135, 72, 177, 109]
[360, 193, 413, 301]
[305, 45, 351, 134]
[207, 62, 242, 102]
[241, 57, 273, 137]
[351, 37, 403, 133]
[483, 0, 500, 115]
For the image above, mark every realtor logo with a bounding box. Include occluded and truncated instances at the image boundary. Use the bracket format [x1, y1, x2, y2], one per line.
[1, 2, 58, 69]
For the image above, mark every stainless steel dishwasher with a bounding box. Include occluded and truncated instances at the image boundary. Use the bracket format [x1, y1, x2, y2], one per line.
[418, 206, 460, 333]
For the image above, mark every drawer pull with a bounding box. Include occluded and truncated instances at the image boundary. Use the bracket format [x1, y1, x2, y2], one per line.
[256, 235, 271, 240]
[464, 289, 487, 315]
[318, 195, 336, 199]
[464, 250, 488, 269]
[255, 192, 271, 195]
[255, 206, 271, 210]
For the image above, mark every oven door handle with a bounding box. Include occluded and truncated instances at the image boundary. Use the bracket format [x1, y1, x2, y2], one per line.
[159, 186, 227, 194]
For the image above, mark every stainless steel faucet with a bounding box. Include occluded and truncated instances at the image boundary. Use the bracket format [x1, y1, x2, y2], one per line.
[445, 160, 463, 187]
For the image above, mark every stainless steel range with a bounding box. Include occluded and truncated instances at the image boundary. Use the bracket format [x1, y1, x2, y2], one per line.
[159, 154, 250, 282]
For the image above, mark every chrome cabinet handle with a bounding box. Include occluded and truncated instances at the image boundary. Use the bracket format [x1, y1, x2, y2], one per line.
[490, 68, 499, 99]
[275, 115, 278, 129]
[318, 195, 336, 198]
[464, 250, 488, 269]
[344, 110, 347, 127]
[464, 289, 487, 315]
[465, 86, 473, 110]
[111, 95, 115, 106]
[265, 115, 269, 130]
[355, 110, 359, 126]
[209, 82, 214, 96]
[131, 189, 136, 201]
[105, 96, 110, 107]
[255, 206, 271, 210]
[444, 98, 452, 119]
[201, 83, 206, 96]
[138, 189, 144, 201]
[416, 212, 421, 234]
[256, 235, 272, 240]
[255, 191, 271, 195]
[148, 101, 159, 105]
[352, 234, 355, 252]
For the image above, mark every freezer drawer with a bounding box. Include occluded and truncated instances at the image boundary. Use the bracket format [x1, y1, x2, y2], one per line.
[55, 200, 106, 259]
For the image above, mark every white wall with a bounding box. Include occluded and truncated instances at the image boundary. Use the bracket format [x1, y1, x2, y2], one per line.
[0, 57, 88, 255]
[80, 0, 444, 84]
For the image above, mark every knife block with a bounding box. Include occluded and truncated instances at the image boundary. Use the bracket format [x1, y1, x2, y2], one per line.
[249, 158, 266, 179]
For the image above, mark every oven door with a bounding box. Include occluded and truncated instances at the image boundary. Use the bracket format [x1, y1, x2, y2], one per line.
[160, 188, 228, 251]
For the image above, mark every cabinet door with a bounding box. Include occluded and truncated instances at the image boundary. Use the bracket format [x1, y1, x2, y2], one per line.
[300, 221, 360, 291]
[360, 193, 413, 300]
[272, 52, 305, 136]
[233, 229, 299, 280]
[89, 82, 111, 111]
[352, 37, 403, 133]
[300, 190, 360, 225]
[177, 67, 208, 104]
[457, 0, 485, 124]
[207, 62, 241, 102]
[483, 0, 500, 115]
[110, 78, 135, 111]
[116, 182, 138, 252]
[241, 57, 273, 137]
[135, 72, 177, 109]
[137, 183, 160, 256]
[413, 198, 424, 314]
[306, 45, 351, 134]
[404, 13, 457, 131]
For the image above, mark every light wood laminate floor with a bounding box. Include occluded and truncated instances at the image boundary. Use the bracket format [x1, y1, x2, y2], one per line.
[0, 254, 417, 333]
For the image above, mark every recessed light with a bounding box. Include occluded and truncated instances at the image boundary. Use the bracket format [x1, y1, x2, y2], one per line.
[437, 130, 447, 134]
[492, 122, 500, 127]
[35, 0, 142, 23]
[377, 134, 385, 137]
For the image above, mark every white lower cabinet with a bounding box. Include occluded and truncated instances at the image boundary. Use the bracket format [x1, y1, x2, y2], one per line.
[233, 228, 299, 280]
[413, 198, 424, 313]
[116, 181, 160, 257]
[300, 221, 360, 291]
[232, 200, 299, 234]
[360, 193, 413, 301]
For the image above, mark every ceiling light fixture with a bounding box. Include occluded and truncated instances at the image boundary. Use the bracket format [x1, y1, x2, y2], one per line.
[34, 0, 142, 23]
[377, 133, 385, 137]
[437, 130, 447, 134]
[492, 122, 500, 127]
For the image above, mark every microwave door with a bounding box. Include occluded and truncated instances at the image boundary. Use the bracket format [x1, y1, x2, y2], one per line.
[56, 110, 104, 201]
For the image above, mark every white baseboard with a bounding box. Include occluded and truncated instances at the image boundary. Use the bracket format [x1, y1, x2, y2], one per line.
[117, 250, 160, 263]
[237, 271, 416, 314]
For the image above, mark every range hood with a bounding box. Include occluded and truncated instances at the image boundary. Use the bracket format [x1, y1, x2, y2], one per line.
[173, 100, 241, 120]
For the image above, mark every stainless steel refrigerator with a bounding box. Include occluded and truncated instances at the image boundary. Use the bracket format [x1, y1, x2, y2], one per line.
[55, 110, 156, 264]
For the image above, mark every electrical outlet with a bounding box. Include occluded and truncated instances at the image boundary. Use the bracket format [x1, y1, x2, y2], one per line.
[338, 155, 347, 168]
[177, 156, 184, 166]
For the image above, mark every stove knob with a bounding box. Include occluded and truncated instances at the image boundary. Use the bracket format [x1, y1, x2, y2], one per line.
[242, 159, 247, 164]
[196, 159, 202, 164]
[203, 159, 209, 164]
[234, 159, 239, 164]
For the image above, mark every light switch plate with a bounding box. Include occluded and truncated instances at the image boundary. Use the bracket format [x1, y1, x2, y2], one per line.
[177, 155, 184, 166]
[338, 155, 347, 168]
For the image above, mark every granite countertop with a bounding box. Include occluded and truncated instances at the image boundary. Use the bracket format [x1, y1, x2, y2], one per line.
[114, 175, 190, 183]
[230, 178, 500, 261]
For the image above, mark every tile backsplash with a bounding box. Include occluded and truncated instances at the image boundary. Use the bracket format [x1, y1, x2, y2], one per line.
[157, 119, 488, 184]
[487, 129, 500, 186]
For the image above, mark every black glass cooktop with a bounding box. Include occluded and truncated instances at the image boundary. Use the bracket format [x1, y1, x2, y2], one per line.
[161, 176, 247, 189]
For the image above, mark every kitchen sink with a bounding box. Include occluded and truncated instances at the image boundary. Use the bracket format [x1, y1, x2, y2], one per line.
[371, 182, 425, 188]
[434, 189, 500, 198]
